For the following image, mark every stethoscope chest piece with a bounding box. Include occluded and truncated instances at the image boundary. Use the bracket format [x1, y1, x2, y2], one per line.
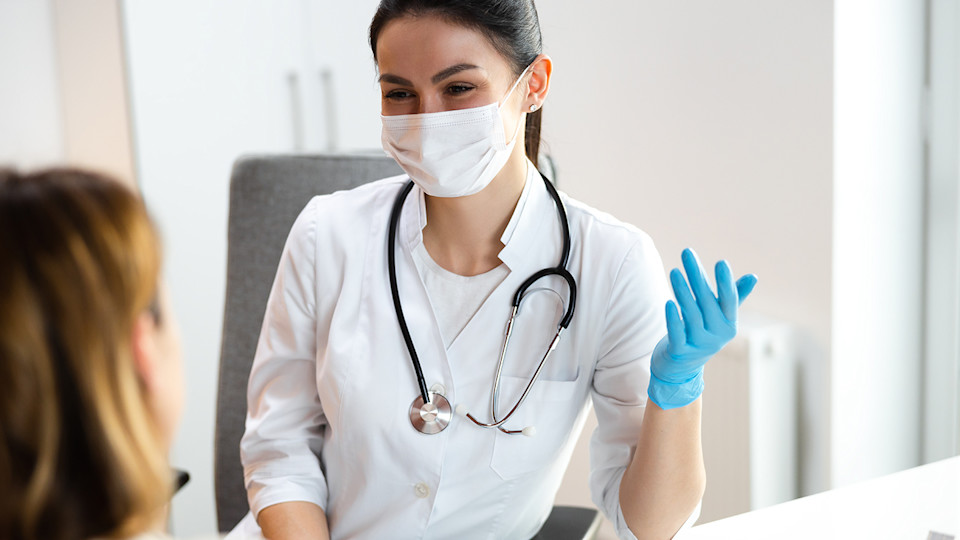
[409, 392, 452, 434]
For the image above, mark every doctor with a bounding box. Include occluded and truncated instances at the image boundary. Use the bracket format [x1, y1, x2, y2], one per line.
[237, 1, 757, 539]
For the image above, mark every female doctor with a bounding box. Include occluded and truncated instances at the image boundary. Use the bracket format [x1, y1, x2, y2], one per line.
[237, 1, 757, 539]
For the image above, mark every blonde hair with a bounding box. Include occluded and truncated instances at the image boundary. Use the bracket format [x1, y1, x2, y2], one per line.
[0, 169, 170, 540]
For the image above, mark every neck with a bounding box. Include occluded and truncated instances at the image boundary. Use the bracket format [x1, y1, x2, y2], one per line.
[422, 149, 529, 276]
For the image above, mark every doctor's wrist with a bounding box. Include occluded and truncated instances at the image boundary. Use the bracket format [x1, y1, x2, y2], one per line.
[647, 370, 704, 410]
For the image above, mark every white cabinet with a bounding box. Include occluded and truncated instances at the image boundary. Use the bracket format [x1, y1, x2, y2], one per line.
[120, 2, 383, 534]
[301, 0, 384, 151]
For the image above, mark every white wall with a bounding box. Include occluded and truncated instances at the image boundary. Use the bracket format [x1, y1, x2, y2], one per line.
[0, 0, 135, 184]
[832, 0, 925, 487]
[536, 0, 835, 496]
[925, 0, 960, 463]
[51, 0, 135, 185]
[0, 0, 64, 168]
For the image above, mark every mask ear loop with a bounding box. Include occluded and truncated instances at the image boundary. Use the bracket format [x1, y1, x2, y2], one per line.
[498, 63, 537, 147]
[498, 63, 535, 110]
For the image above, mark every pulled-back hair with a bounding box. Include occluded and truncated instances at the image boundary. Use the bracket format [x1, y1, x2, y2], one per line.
[0, 169, 168, 540]
[370, 0, 545, 166]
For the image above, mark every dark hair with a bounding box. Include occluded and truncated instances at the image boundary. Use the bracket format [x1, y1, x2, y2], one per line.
[370, 0, 545, 167]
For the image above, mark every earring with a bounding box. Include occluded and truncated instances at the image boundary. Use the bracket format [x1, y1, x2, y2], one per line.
[529, 104, 538, 112]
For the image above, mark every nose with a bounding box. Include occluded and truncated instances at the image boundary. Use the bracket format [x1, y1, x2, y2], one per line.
[418, 95, 445, 115]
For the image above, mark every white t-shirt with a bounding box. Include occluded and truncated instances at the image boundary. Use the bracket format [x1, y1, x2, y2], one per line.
[411, 243, 509, 349]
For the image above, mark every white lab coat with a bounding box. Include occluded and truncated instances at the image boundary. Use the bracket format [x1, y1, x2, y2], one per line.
[236, 163, 684, 540]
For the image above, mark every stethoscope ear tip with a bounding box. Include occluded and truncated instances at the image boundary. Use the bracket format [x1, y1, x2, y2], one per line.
[455, 404, 469, 418]
[521, 426, 537, 437]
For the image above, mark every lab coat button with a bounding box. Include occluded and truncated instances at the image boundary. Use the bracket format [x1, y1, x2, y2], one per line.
[430, 383, 446, 396]
[414, 482, 430, 498]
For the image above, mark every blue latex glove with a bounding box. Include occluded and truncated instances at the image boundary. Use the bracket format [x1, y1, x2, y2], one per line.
[647, 248, 758, 410]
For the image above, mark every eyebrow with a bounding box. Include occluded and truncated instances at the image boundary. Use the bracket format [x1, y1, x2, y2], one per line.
[431, 63, 480, 84]
[378, 63, 481, 86]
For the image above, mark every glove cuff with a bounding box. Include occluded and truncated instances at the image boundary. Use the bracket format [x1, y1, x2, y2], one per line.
[647, 370, 704, 410]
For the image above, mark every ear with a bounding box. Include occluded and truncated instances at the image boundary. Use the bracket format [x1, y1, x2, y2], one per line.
[132, 312, 159, 392]
[525, 54, 553, 111]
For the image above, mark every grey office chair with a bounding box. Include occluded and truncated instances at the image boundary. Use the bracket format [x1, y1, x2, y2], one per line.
[214, 153, 601, 539]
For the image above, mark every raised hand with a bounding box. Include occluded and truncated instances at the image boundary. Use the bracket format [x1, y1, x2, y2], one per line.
[647, 248, 758, 410]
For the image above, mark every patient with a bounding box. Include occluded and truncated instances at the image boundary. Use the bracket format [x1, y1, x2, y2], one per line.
[0, 169, 185, 540]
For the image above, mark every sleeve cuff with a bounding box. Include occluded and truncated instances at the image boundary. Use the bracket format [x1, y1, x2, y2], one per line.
[247, 475, 328, 519]
[614, 499, 702, 540]
[614, 504, 640, 540]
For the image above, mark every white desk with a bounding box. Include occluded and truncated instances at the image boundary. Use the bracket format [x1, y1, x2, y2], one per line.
[683, 457, 959, 540]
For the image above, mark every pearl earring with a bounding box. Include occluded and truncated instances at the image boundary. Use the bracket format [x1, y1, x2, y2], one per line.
[529, 104, 538, 112]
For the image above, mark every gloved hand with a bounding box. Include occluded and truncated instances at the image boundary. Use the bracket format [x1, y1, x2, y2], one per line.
[647, 248, 758, 410]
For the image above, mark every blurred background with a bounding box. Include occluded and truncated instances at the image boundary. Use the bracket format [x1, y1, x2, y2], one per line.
[1, 1, 957, 538]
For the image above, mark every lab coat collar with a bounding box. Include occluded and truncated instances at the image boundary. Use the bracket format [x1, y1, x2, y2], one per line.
[497, 160, 552, 271]
[399, 159, 554, 273]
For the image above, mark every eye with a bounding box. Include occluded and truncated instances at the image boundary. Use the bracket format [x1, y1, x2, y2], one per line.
[446, 84, 475, 95]
[384, 89, 414, 101]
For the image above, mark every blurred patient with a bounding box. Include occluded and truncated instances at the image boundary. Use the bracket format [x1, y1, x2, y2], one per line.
[0, 169, 185, 540]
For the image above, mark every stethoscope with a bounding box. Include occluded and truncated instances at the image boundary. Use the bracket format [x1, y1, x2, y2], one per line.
[388, 172, 577, 436]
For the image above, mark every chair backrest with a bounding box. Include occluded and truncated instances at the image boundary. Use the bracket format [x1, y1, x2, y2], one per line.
[215, 153, 402, 532]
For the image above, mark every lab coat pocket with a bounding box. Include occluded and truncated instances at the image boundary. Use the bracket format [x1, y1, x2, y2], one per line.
[489, 373, 583, 480]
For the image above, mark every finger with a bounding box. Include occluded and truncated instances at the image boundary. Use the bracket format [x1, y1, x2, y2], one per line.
[716, 260, 737, 322]
[736, 274, 759, 305]
[681, 248, 724, 324]
[670, 267, 703, 331]
[665, 299, 686, 348]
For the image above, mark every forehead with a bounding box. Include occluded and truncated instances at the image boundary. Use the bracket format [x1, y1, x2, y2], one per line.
[375, 15, 512, 80]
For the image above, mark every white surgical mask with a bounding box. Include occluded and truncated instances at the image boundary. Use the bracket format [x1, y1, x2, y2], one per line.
[380, 66, 532, 198]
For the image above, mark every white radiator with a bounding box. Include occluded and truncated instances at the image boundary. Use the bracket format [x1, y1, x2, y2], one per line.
[698, 315, 800, 524]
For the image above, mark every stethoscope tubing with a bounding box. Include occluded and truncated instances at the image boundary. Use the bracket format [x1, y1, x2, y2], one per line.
[387, 180, 431, 404]
[473, 325, 564, 431]
[389, 171, 577, 433]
